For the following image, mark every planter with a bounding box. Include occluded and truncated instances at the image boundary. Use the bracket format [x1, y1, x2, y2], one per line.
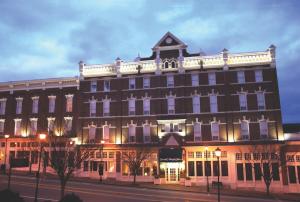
[185, 179, 192, 187]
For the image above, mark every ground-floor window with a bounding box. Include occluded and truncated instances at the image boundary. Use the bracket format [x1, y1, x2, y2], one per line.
[205, 161, 211, 176]
[288, 166, 297, 184]
[272, 163, 280, 181]
[245, 163, 253, 181]
[83, 161, 88, 171]
[298, 166, 300, 184]
[237, 163, 244, 181]
[188, 161, 195, 176]
[221, 161, 228, 176]
[254, 163, 262, 180]
[213, 161, 219, 176]
[196, 161, 203, 176]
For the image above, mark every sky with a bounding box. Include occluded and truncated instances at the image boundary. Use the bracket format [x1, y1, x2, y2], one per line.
[0, 0, 299, 123]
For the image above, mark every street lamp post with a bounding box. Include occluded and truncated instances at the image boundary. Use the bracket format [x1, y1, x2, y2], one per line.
[99, 140, 105, 183]
[34, 133, 46, 202]
[4, 134, 9, 174]
[205, 146, 209, 193]
[215, 147, 221, 202]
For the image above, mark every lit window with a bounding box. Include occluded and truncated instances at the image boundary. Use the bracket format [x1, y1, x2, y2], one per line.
[167, 96, 175, 114]
[210, 95, 218, 113]
[14, 119, 22, 136]
[128, 98, 135, 115]
[196, 152, 202, 158]
[211, 121, 219, 141]
[103, 124, 110, 141]
[236, 153, 242, 160]
[188, 152, 194, 158]
[104, 80, 110, 92]
[90, 80, 97, 92]
[143, 124, 151, 143]
[191, 74, 199, 86]
[0, 119, 5, 133]
[143, 98, 150, 115]
[48, 96, 56, 113]
[29, 118, 38, 136]
[65, 94, 73, 113]
[88, 124, 96, 143]
[90, 99, 97, 117]
[167, 75, 174, 87]
[192, 95, 200, 114]
[257, 92, 265, 110]
[255, 70, 263, 82]
[244, 153, 251, 160]
[287, 155, 295, 162]
[241, 120, 249, 140]
[129, 124, 136, 143]
[208, 72, 216, 85]
[259, 120, 268, 138]
[103, 99, 110, 116]
[194, 122, 201, 142]
[16, 97, 23, 114]
[0, 98, 7, 115]
[239, 93, 247, 111]
[64, 117, 73, 133]
[237, 71, 245, 83]
[143, 77, 150, 88]
[129, 78, 135, 89]
[47, 118, 55, 135]
[32, 97, 39, 114]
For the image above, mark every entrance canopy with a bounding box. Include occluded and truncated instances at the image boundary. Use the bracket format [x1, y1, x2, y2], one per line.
[159, 148, 182, 162]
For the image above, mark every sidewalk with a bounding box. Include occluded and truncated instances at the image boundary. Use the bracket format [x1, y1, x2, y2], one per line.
[4, 171, 300, 202]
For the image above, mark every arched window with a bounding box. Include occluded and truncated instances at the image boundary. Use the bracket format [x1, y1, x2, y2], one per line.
[171, 61, 176, 68]
[165, 61, 169, 69]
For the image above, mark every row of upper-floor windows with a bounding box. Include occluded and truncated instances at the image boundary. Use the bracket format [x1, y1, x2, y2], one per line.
[87, 92, 266, 116]
[0, 95, 74, 115]
[0, 117, 73, 136]
[89, 69, 265, 92]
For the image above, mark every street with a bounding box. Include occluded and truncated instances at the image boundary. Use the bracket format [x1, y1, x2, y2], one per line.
[0, 175, 289, 202]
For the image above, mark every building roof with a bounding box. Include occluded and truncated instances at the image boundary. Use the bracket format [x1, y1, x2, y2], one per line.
[283, 123, 300, 133]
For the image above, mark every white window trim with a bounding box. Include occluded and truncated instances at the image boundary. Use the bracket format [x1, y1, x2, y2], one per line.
[208, 72, 216, 85]
[143, 77, 150, 89]
[0, 98, 7, 115]
[0, 119, 5, 133]
[240, 117, 250, 140]
[211, 118, 220, 141]
[48, 95, 56, 113]
[166, 93, 175, 114]
[191, 73, 199, 86]
[238, 91, 248, 111]
[193, 118, 202, 142]
[65, 94, 74, 113]
[129, 78, 136, 90]
[192, 94, 201, 114]
[32, 96, 39, 114]
[16, 97, 23, 114]
[88, 123, 96, 143]
[255, 69, 263, 82]
[103, 121, 111, 141]
[167, 75, 174, 87]
[102, 96, 111, 116]
[14, 118, 22, 136]
[90, 80, 97, 92]
[143, 120, 151, 143]
[258, 116, 268, 138]
[128, 94, 136, 116]
[237, 71, 245, 83]
[89, 97, 97, 117]
[209, 91, 218, 113]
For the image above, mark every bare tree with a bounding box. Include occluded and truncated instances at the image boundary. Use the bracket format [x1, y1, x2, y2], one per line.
[246, 144, 286, 195]
[122, 148, 149, 185]
[48, 137, 89, 199]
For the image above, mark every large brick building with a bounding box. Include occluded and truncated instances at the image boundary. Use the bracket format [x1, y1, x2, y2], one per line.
[0, 32, 299, 193]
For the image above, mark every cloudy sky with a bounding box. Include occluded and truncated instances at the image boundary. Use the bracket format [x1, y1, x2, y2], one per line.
[0, 0, 299, 123]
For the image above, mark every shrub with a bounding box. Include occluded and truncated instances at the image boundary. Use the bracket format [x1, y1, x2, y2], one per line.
[0, 189, 24, 202]
[59, 193, 83, 202]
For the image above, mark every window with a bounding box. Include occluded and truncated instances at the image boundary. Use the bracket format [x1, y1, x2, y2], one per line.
[188, 161, 195, 176]
[259, 120, 268, 138]
[237, 71, 245, 83]
[192, 96, 200, 114]
[245, 163, 253, 181]
[254, 163, 262, 180]
[188, 152, 194, 158]
[167, 96, 175, 114]
[109, 152, 114, 158]
[0, 98, 7, 115]
[129, 78, 136, 90]
[47, 95, 56, 113]
[103, 125, 110, 141]
[143, 98, 150, 115]
[241, 120, 249, 140]
[16, 97, 23, 114]
[64, 117, 72, 133]
[296, 155, 300, 162]
[143, 124, 151, 143]
[255, 70, 263, 82]
[236, 153, 242, 160]
[167, 75, 174, 87]
[205, 161, 211, 176]
[272, 163, 280, 181]
[90, 99, 97, 117]
[32, 97, 39, 114]
[196, 152, 202, 158]
[196, 161, 203, 176]
[0, 119, 5, 133]
[221, 161, 228, 176]
[239, 93, 247, 111]
[288, 166, 296, 184]
[263, 163, 270, 180]
[194, 122, 201, 142]
[103, 99, 110, 116]
[104, 80, 110, 92]
[47, 118, 55, 135]
[88, 125, 96, 143]
[211, 121, 219, 141]
[209, 95, 218, 113]
[128, 98, 135, 115]
[237, 163, 244, 180]
[29, 118, 38, 136]
[143, 77, 150, 88]
[191, 74, 199, 86]
[129, 124, 136, 143]
[297, 166, 300, 184]
[244, 153, 251, 160]
[83, 161, 89, 171]
[14, 119, 22, 136]
[91, 80, 97, 92]
[287, 155, 295, 162]
[257, 92, 265, 110]
[208, 72, 216, 85]
[213, 161, 219, 176]
[253, 153, 261, 160]
[65, 94, 73, 113]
